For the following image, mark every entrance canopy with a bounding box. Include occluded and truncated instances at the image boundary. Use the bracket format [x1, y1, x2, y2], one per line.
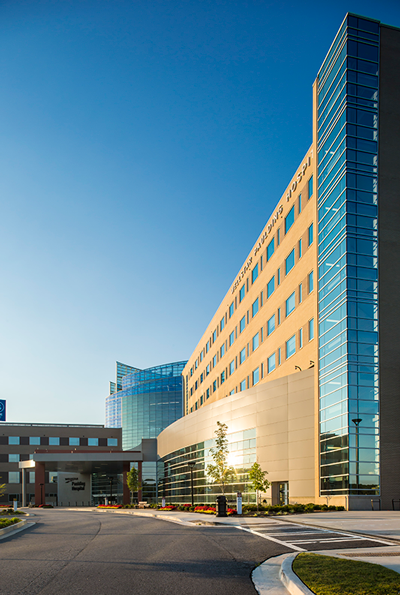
[19, 450, 142, 475]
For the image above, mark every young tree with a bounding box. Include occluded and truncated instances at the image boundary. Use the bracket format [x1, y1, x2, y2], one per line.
[206, 421, 235, 495]
[126, 467, 140, 504]
[249, 462, 270, 511]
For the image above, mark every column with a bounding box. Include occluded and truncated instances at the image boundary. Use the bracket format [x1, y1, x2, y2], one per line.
[35, 462, 45, 506]
[21, 469, 26, 507]
[122, 462, 130, 506]
[138, 461, 142, 503]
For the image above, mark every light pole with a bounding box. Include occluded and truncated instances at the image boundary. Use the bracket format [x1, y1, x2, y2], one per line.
[109, 476, 114, 504]
[188, 461, 195, 507]
[352, 418, 362, 491]
[40, 483, 45, 506]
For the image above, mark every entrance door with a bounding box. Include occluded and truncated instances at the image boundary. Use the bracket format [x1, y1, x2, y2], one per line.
[279, 482, 289, 505]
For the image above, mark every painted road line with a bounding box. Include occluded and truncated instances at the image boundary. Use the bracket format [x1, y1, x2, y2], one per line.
[235, 525, 306, 552]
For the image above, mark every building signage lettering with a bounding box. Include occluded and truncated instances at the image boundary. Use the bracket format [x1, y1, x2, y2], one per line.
[231, 257, 253, 294]
[65, 477, 86, 491]
[286, 153, 313, 201]
[230, 151, 312, 295]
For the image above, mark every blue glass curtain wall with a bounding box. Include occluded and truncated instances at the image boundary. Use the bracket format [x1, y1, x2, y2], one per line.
[317, 14, 380, 496]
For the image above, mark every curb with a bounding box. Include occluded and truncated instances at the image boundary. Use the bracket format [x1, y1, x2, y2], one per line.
[0, 520, 36, 541]
[96, 508, 195, 527]
[280, 554, 313, 595]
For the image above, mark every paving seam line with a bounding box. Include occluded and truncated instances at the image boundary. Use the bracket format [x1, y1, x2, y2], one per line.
[235, 525, 306, 552]
[277, 518, 398, 546]
[0, 520, 36, 541]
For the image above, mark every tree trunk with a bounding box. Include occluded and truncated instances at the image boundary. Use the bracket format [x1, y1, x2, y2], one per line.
[256, 489, 259, 512]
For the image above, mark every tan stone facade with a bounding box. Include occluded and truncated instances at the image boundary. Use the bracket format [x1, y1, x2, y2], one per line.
[183, 146, 318, 416]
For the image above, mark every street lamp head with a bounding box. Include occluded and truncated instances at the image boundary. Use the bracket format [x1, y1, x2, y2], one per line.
[352, 418, 362, 426]
[188, 461, 195, 468]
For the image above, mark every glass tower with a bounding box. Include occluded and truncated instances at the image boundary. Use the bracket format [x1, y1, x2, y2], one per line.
[317, 14, 380, 498]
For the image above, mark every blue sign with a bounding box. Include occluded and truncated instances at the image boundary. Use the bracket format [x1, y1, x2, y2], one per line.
[0, 400, 6, 422]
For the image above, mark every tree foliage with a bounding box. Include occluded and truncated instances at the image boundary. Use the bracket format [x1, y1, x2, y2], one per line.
[126, 467, 140, 501]
[206, 421, 235, 494]
[249, 462, 270, 510]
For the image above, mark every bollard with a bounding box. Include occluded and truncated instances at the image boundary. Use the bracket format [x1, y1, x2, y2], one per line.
[216, 495, 227, 517]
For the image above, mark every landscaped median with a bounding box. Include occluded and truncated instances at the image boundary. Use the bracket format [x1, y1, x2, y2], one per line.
[292, 553, 400, 595]
[0, 517, 22, 530]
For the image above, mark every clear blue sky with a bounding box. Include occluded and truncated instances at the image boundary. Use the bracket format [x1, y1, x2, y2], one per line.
[1, 0, 399, 424]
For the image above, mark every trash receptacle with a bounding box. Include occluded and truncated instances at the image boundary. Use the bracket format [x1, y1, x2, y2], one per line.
[216, 495, 227, 517]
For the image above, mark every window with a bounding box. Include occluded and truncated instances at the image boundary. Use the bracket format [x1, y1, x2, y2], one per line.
[213, 355, 217, 367]
[308, 223, 314, 246]
[277, 228, 281, 245]
[240, 316, 246, 333]
[206, 341, 210, 353]
[88, 438, 99, 446]
[229, 331, 235, 346]
[278, 348, 281, 365]
[200, 373, 204, 383]
[299, 283, 303, 303]
[299, 238, 302, 259]
[190, 387, 193, 396]
[309, 318, 315, 341]
[220, 344, 225, 357]
[267, 314, 275, 336]
[252, 298, 259, 317]
[229, 302, 234, 318]
[267, 353, 276, 373]
[49, 437, 60, 446]
[30, 437, 40, 445]
[195, 360, 198, 369]
[285, 206, 295, 234]
[229, 360, 235, 375]
[69, 437, 80, 446]
[190, 368, 193, 377]
[252, 367, 260, 386]
[267, 238, 275, 261]
[229, 389, 235, 396]
[29, 472, 35, 484]
[200, 351, 203, 362]
[285, 249, 295, 275]
[267, 276, 275, 298]
[221, 371, 225, 384]
[8, 472, 20, 484]
[240, 379, 246, 391]
[252, 263, 259, 284]
[299, 328, 303, 348]
[308, 175, 313, 199]
[298, 194, 302, 213]
[213, 380, 217, 392]
[286, 292, 295, 317]
[195, 381, 198, 390]
[286, 335, 296, 359]
[220, 317, 225, 332]
[277, 268, 281, 285]
[206, 388, 210, 399]
[206, 364, 210, 376]
[213, 330, 217, 343]
[278, 308, 281, 325]
[9, 437, 19, 445]
[9, 454, 20, 462]
[252, 333, 259, 352]
[240, 347, 246, 364]
[309, 270, 314, 292]
[239, 285, 245, 302]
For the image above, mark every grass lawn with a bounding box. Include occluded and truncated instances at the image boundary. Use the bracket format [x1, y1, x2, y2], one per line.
[0, 517, 22, 529]
[292, 553, 400, 595]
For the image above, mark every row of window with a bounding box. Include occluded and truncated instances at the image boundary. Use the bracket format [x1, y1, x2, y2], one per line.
[1, 436, 118, 447]
[189, 318, 315, 412]
[189, 186, 314, 379]
[189, 271, 314, 397]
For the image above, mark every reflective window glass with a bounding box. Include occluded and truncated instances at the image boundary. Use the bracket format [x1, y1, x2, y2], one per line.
[308, 223, 314, 246]
[252, 298, 259, 317]
[229, 331, 235, 346]
[229, 360, 235, 375]
[220, 344, 225, 357]
[267, 276, 275, 298]
[309, 270, 314, 292]
[308, 175, 313, 199]
[240, 348, 246, 364]
[286, 335, 296, 359]
[229, 302, 234, 318]
[285, 206, 295, 233]
[286, 292, 295, 317]
[9, 437, 19, 445]
[49, 437, 60, 446]
[221, 371, 225, 384]
[239, 285, 245, 302]
[30, 437, 40, 445]
[220, 317, 225, 331]
[8, 472, 20, 484]
[252, 367, 260, 386]
[268, 353, 276, 373]
[252, 263, 259, 284]
[88, 438, 98, 446]
[108, 438, 118, 446]
[240, 316, 245, 333]
[309, 318, 315, 340]
[240, 379, 246, 391]
[285, 249, 295, 275]
[9, 454, 20, 462]
[69, 437, 79, 446]
[252, 333, 259, 352]
[267, 314, 275, 335]
[267, 238, 275, 261]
